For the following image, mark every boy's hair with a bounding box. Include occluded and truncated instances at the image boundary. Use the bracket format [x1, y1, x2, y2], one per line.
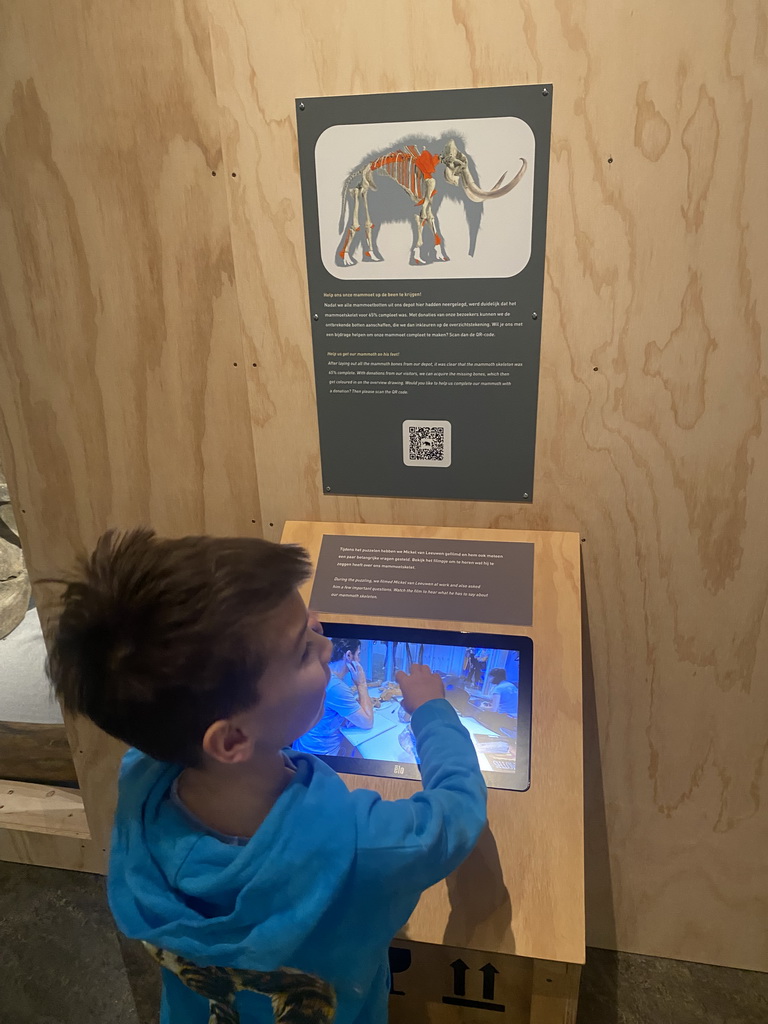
[47, 529, 312, 766]
[488, 668, 507, 685]
[330, 638, 361, 663]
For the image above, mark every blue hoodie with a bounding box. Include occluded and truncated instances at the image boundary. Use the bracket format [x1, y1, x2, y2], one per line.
[108, 699, 487, 1024]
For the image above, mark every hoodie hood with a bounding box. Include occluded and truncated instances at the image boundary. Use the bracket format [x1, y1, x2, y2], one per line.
[108, 749, 357, 969]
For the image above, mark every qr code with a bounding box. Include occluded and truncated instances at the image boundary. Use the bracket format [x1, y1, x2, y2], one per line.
[402, 419, 452, 468]
[409, 426, 444, 461]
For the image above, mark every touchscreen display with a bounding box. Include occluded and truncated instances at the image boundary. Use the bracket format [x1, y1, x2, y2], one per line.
[293, 624, 532, 792]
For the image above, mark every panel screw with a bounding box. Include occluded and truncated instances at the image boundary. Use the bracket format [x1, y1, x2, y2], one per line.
[531, 312, 538, 320]
[523, 492, 529, 498]
[313, 313, 319, 321]
[325, 486, 331, 492]
[299, 102, 305, 110]
[542, 88, 549, 96]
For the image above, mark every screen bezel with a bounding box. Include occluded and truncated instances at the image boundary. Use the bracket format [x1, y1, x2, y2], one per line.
[311, 622, 533, 792]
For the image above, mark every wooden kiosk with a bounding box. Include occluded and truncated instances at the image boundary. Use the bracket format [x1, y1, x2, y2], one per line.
[282, 521, 584, 1024]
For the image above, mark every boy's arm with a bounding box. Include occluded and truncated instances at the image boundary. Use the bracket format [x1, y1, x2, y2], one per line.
[354, 669, 488, 894]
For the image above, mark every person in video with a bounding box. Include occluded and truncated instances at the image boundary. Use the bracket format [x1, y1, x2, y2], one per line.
[470, 648, 489, 686]
[484, 667, 518, 715]
[293, 638, 374, 756]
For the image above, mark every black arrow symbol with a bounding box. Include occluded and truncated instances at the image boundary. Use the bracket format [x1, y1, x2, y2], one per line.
[450, 959, 469, 997]
[481, 963, 499, 1001]
[388, 946, 412, 995]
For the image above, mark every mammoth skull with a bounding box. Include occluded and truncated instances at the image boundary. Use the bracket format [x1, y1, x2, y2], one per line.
[440, 139, 527, 203]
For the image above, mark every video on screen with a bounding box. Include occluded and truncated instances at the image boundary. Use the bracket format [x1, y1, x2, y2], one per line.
[293, 635, 520, 773]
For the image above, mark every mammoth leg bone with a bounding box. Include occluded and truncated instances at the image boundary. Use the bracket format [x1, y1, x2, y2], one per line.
[362, 189, 380, 260]
[412, 208, 427, 265]
[412, 177, 438, 265]
[422, 179, 447, 261]
[412, 195, 427, 265]
[338, 185, 363, 266]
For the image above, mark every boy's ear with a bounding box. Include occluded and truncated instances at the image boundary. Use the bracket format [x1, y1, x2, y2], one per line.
[202, 719, 253, 764]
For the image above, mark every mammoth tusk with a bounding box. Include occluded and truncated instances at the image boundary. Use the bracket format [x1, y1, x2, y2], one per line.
[461, 157, 527, 201]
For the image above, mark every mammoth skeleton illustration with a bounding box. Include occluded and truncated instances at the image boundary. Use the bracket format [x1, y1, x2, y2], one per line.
[337, 138, 526, 267]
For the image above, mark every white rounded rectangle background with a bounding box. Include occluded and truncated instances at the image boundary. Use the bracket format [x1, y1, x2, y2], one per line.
[316, 116, 535, 281]
[402, 419, 452, 468]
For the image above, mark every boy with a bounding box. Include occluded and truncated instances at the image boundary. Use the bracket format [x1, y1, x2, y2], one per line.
[48, 529, 487, 1024]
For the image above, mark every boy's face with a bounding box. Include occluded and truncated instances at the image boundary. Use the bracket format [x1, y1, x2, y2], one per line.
[240, 590, 333, 749]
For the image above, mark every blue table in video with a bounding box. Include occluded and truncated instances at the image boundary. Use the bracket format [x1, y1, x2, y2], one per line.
[341, 688, 515, 771]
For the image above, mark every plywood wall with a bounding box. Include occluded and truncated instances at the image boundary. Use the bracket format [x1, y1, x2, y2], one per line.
[0, 0, 261, 842]
[1, 0, 766, 972]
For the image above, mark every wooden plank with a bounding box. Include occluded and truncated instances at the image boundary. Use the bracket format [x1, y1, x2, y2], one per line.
[211, 0, 768, 971]
[283, 522, 585, 966]
[0, 828, 106, 874]
[0, 722, 78, 785]
[0, 778, 89, 838]
[0, 0, 261, 854]
[0, 777, 105, 874]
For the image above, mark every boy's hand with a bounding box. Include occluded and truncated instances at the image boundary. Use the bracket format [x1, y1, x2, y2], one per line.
[395, 664, 445, 715]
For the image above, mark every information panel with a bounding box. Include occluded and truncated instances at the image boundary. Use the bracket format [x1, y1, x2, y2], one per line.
[310, 534, 534, 626]
[297, 85, 552, 502]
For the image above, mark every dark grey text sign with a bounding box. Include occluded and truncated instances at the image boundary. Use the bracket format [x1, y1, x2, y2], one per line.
[310, 535, 534, 626]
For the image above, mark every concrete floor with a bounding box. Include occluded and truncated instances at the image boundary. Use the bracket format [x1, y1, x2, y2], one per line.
[0, 860, 766, 1024]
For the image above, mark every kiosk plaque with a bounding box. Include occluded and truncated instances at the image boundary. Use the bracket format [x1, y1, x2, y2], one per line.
[282, 521, 585, 1024]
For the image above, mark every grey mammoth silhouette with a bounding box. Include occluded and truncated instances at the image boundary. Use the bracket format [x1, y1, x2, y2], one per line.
[337, 137, 526, 267]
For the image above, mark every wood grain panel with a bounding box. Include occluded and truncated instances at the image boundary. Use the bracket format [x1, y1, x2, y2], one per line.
[283, 522, 584, 965]
[0, 779, 88, 838]
[0, 778, 104, 874]
[0, 722, 78, 785]
[0, 829, 105, 874]
[211, 0, 768, 970]
[0, 0, 764, 975]
[0, 0, 260, 849]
